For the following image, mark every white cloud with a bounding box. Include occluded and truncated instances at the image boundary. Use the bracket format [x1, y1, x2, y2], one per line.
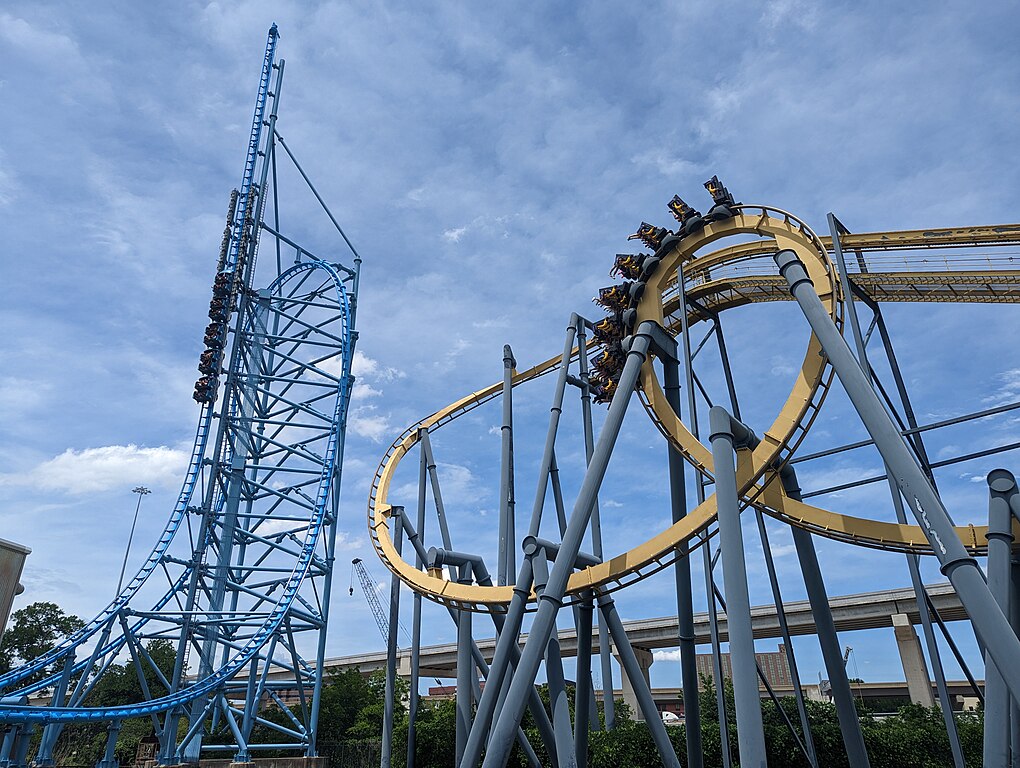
[352, 351, 404, 382]
[761, 0, 819, 32]
[1, 444, 189, 494]
[769, 356, 797, 378]
[0, 150, 18, 206]
[335, 530, 365, 553]
[0, 14, 82, 66]
[653, 649, 682, 662]
[393, 461, 486, 509]
[349, 405, 393, 443]
[352, 382, 382, 400]
[443, 226, 468, 243]
[472, 316, 511, 329]
[984, 369, 1020, 407]
[445, 338, 471, 363]
[630, 149, 701, 179]
[0, 376, 49, 417]
[317, 355, 344, 378]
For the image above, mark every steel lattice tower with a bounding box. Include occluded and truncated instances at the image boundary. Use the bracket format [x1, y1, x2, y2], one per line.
[0, 25, 361, 764]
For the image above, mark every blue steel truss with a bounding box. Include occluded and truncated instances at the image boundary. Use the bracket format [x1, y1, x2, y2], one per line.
[0, 25, 359, 765]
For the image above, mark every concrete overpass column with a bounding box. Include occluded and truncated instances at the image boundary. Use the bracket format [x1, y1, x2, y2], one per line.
[615, 646, 654, 721]
[891, 613, 934, 707]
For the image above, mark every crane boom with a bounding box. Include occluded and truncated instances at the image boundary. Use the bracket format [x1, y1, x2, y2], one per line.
[352, 558, 391, 643]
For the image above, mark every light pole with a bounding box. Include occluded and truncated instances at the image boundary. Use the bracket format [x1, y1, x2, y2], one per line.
[116, 486, 150, 595]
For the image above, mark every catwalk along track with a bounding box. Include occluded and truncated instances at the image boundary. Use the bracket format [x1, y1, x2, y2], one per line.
[368, 180, 1020, 768]
[369, 208, 1020, 611]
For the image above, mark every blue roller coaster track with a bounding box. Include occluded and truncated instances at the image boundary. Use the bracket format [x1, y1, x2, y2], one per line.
[0, 25, 361, 765]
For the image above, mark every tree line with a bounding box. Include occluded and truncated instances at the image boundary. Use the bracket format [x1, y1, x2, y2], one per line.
[1, 601, 985, 766]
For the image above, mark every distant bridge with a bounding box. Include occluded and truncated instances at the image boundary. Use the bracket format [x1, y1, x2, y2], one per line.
[311, 582, 962, 678]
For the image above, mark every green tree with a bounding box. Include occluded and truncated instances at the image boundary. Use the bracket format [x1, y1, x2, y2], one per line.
[85, 638, 176, 706]
[0, 601, 84, 684]
[50, 639, 178, 766]
[410, 698, 457, 767]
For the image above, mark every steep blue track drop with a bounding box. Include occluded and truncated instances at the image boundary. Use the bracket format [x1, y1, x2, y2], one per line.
[0, 27, 360, 764]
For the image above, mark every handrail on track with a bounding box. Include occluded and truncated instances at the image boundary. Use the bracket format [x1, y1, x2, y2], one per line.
[368, 208, 1020, 611]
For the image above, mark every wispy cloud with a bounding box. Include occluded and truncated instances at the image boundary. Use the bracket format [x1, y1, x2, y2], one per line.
[0, 444, 189, 494]
[3, 1, 1018, 671]
[349, 405, 393, 443]
[984, 368, 1020, 407]
[443, 227, 468, 243]
[352, 351, 404, 382]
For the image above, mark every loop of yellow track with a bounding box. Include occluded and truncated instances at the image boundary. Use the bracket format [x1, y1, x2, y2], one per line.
[368, 206, 997, 610]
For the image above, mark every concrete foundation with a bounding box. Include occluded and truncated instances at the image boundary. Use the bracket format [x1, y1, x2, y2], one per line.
[616, 646, 653, 721]
[891, 612, 934, 707]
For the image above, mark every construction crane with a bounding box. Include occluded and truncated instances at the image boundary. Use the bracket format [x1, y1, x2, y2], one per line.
[350, 558, 399, 644]
[842, 645, 853, 667]
[349, 558, 445, 688]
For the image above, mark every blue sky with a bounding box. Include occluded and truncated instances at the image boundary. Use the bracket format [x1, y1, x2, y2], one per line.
[2, 0, 1019, 693]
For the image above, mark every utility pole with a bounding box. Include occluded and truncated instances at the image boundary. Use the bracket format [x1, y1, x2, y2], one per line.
[116, 486, 150, 594]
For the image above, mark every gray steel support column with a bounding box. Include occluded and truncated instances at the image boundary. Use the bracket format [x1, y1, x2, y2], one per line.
[495, 345, 518, 763]
[461, 557, 527, 763]
[420, 542, 546, 766]
[481, 325, 653, 768]
[457, 568, 475, 766]
[529, 318, 579, 540]
[702, 547, 732, 766]
[381, 506, 404, 768]
[407, 431, 429, 768]
[662, 346, 703, 768]
[984, 470, 1016, 767]
[708, 583, 814, 764]
[420, 431, 455, 553]
[548, 448, 601, 736]
[467, 641, 542, 768]
[498, 345, 516, 586]
[755, 513, 818, 767]
[678, 261, 732, 767]
[462, 319, 579, 768]
[529, 545, 576, 768]
[491, 665, 512, 745]
[576, 316, 615, 730]
[1012, 550, 1020, 768]
[782, 466, 871, 768]
[490, 611, 557, 765]
[598, 591, 682, 768]
[922, 590, 985, 705]
[708, 407, 767, 768]
[829, 215, 963, 766]
[461, 558, 558, 767]
[575, 594, 595, 765]
[776, 248, 1020, 698]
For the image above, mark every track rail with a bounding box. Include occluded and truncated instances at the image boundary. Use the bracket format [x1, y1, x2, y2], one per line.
[369, 208, 1020, 610]
[0, 262, 353, 725]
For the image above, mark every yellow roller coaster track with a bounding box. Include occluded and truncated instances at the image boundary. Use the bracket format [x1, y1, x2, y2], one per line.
[369, 207, 1020, 610]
